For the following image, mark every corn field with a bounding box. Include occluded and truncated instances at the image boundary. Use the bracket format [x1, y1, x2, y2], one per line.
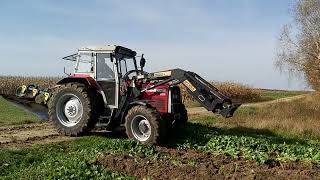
[0, 76, 260, 103]
[0, 76, 59, 96]
[180, 82, 261, 104]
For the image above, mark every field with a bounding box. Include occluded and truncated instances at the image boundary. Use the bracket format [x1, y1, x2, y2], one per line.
[0, 76, 318, 179]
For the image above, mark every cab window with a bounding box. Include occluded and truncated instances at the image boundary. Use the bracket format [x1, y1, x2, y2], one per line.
[96, 53, 114, 79]
[76, 53, 94, 73]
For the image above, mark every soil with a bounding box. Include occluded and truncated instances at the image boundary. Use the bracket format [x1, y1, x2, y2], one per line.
[97, 147, 320, 180]
[0, 122, 73, 149]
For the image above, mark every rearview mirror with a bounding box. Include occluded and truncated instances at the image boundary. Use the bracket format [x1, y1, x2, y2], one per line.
[140, 54, 146, 68]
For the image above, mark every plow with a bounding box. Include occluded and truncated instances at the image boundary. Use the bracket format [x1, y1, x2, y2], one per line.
[16, 84, 52, 105]
[15, 45, 240, 144]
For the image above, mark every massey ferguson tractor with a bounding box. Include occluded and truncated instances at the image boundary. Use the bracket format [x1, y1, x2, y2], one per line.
[17, 45, 240, 144]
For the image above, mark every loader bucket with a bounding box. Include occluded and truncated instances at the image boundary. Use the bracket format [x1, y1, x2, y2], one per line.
[219, 104, 241, 118]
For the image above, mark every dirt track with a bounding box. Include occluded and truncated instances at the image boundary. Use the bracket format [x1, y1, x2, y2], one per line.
[0, 122, 73, 149]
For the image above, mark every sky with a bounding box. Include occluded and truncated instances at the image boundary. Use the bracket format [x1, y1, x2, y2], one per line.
[0, 0, 308, 90]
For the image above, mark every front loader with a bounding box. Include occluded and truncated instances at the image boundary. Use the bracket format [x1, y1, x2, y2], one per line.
[17, 45, 240, 144]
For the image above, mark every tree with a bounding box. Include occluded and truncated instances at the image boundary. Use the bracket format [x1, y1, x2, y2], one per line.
[276, 0, 320, 90]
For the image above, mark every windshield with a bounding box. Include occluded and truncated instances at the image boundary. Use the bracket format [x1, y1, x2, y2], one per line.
[115, 53, 138, 77]
[119, 58, 136, 74]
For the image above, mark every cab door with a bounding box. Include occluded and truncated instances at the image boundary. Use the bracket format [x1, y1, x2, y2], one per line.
[96, 53, 118, 108]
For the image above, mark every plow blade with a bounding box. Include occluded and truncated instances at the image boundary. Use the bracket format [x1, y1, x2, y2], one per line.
[16, 84, 52, 105]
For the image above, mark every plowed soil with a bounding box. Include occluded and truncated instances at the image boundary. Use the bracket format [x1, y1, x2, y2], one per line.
[97, 147, 320, 180]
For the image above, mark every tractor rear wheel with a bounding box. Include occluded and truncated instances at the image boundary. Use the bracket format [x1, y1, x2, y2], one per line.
[125, 106, 166, 144]
[48, 83, 100, 136]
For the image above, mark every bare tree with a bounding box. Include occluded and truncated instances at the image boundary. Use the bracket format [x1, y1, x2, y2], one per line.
[276, 0, 320, 90]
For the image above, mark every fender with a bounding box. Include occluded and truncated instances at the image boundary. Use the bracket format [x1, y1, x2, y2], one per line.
[57, 75, 100, 90]
[56, 75, 108, 105]
[119, 100, 153, 124]
[129, 100, 152, 106]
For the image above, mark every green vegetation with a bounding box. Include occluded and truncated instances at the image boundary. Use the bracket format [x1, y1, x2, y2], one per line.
[171, 119, 320, 164]
[259, 90, 307, 101]
[0, 96, 39, 126]
[0, 137, 157, 179]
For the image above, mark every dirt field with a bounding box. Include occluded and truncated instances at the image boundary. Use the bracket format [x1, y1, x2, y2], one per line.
[97, 147, 320, 180]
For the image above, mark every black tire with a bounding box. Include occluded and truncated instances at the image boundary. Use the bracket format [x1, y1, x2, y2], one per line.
[48, 83, 101, 136]
[177, 104, 188, 125]
[125, 106, 166, 144]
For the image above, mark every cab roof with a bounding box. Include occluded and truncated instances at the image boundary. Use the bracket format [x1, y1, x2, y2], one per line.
[78, 45, 117, 52]
[78, 45, 137, 57]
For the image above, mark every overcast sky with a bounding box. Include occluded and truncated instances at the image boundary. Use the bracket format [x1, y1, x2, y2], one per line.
[0, 0, 308, 90]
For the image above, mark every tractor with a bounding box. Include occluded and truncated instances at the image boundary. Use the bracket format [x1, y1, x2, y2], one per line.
[30, 45, 240, 144]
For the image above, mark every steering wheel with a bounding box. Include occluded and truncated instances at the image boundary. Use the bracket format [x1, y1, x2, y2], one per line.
[122, 70, 147, 81]
[120, 70, 147, 96]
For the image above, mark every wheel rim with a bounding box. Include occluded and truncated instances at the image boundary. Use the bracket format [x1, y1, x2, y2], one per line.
[56, 93, 83, 127]
[131, 115, 151, 142]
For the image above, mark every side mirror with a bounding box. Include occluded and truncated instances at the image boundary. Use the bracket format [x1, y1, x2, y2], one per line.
[140, 54, 146, 71]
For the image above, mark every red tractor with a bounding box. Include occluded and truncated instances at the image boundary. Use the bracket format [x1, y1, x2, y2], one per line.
[46, 45, 240, 144]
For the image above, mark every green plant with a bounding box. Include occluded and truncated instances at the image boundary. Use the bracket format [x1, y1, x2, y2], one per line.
[0, 136, 156, 179]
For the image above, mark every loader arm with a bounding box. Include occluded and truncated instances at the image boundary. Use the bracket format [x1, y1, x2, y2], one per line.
[138, 69, 240, 118]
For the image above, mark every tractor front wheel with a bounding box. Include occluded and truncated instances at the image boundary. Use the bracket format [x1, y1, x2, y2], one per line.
[125, 106, 166, 144]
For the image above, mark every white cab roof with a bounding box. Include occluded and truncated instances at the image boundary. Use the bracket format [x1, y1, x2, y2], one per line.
[78, 45, 117, 52]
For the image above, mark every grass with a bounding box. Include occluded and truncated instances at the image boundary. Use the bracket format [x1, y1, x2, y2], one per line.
[207, 92, 320, 139]
[0, 96, 39, 126]
[259, 89, 308, 101]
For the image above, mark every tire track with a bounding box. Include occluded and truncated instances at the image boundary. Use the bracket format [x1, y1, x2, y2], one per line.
[0, 122, 73, 149]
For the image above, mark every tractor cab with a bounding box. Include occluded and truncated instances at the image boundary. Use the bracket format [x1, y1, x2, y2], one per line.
[62, 45, 143, 109]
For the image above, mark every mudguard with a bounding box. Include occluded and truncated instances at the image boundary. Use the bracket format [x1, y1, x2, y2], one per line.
[57, 75, 101, 90]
